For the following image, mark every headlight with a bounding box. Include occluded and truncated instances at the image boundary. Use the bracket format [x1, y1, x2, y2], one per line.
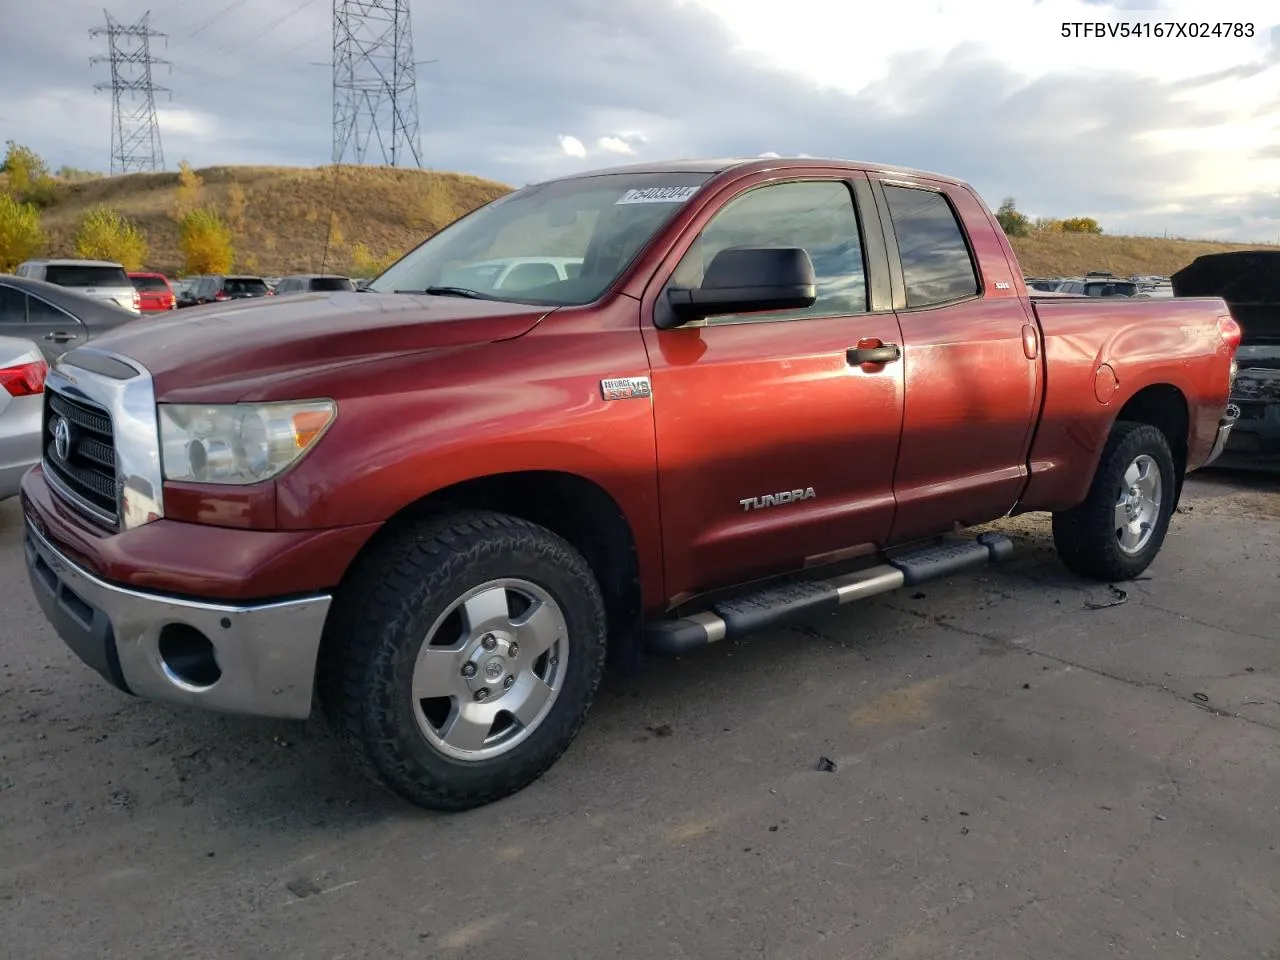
[159, 400, 336, 484]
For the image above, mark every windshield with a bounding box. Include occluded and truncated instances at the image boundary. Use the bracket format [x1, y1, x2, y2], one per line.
[369, 171, 714, 305]
[225, 277, 269, 295]
[45, 264, 130, 287]
[130, 275, 169, 292]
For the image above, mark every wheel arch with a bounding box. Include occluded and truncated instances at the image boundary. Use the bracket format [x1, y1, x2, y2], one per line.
[330, 470, 645, 670]
[1112, 382, 1189, 508]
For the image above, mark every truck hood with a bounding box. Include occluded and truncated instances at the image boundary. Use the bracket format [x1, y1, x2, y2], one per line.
[80, 291, 553, 399]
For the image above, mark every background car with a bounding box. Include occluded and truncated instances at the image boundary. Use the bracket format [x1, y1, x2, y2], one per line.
[12, 258, 141, 314]
[0, 274, 142, 361]
[273, 273, 356, 295]
[128, 271, 178, 312]
[181, 275, 273, 305]
[0, 335, 47, 500]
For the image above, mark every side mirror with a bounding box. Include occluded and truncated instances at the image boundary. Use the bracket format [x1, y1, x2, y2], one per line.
[659, 246, 816, 328]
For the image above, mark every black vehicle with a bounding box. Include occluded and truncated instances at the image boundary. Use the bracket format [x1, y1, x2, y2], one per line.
[0, 273, 140, 362]
[273, 273, 356, 295]
[180, 275, 272, 307]
[1172, 251, 1280, 471]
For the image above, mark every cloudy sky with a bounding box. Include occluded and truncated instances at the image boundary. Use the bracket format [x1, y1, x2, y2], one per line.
[2, 0, 1277, 240]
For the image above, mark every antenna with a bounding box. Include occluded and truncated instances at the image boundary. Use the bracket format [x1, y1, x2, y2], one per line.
[332, 0, 424, 167]
[90, 9, 171, 174]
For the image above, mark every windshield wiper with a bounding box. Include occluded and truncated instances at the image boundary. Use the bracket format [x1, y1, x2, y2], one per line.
[395, 286, 492, 300]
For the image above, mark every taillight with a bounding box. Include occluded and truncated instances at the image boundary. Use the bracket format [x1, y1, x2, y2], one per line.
[132, 290, 142, 311]
[1218, 314, 1242, 349]
[0, 359, 48, 397]
[214, 291, 230, 301]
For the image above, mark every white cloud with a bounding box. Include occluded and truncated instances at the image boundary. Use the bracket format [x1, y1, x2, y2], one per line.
[597, 135, 634, 154]
[558, 134, 586, 157]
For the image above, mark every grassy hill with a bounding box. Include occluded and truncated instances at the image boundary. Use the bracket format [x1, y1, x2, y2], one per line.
[28, 165, 511, 278]
[13, 164, 1277, 280]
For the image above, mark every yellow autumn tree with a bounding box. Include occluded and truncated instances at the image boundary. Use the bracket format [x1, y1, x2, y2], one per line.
[170, 160, 204, 222]
[178, 208, 234, 274]
[0, 192, 46, 270]
[73, 206, 149, 270]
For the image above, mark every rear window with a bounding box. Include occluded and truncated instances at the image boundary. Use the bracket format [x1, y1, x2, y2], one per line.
[44, 264, 130, 287]
[309, 276, 355, 292]
[130, 275, 170, 292]
[1084, 281, 1137, 297]
[224, 278, 269, 295]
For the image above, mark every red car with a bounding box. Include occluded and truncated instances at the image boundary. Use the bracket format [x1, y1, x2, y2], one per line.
[127, 272, 177, 312]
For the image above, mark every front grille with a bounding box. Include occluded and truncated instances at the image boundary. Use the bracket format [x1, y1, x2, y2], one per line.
[43, 389, 119, 528]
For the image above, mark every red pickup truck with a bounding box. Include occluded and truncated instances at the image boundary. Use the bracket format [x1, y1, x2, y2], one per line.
[20, 158, 1240, 811]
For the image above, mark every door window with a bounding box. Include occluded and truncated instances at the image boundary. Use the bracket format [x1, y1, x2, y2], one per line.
[882, 185, 979, 308]
[666, 180, 869, 325]
[0, 284, 27, 323]
[27, 294, 73, 325]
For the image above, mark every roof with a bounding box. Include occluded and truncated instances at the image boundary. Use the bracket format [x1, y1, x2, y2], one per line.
[23, 258, 126, 268]
[539, 156, 967, 187]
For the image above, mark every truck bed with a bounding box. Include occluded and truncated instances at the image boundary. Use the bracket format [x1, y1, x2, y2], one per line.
[1019, 294, 1235, 509]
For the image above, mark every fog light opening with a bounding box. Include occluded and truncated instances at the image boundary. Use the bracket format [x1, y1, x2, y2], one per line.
[158, 624, 222, 689]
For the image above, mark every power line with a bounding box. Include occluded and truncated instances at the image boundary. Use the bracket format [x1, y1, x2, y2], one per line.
[208, 0, 322, 58]
[90, 10, 171, 174]
[203, 26, 330, 83]
[170, 0, 252, 46]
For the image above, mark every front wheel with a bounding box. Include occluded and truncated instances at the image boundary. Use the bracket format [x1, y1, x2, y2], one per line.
[320, 510, 608, 811]
[1051, 421, 1177, 581]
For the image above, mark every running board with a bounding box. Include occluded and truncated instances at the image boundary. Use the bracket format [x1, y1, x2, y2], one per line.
[645, 532, 1014, 656]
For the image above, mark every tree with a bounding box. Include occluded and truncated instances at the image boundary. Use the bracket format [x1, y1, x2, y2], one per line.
[0, 192, 45, 270]
[169, 160, 204, 222]
[73, 206, 149, 270]
[178, 208, 234, 274]
[995, 196, 1030, 238]
[2, 141, 56, 207]
[1061, 216, 1103, 234]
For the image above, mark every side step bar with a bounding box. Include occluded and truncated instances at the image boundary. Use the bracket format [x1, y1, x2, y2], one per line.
[645, 532, 1014, 656]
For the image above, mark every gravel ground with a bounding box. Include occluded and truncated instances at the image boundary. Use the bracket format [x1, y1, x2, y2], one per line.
[1, 470, 1278, 960]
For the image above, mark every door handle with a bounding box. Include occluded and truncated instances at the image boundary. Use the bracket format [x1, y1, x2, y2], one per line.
[44, 331, 78, 343]
[847, 340, 901, 366]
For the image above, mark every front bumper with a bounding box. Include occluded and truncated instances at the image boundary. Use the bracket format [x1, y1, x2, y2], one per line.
[23, 519, 332, 719]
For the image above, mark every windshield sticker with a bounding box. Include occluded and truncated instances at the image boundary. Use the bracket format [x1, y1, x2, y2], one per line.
[615, 186, 701, 205]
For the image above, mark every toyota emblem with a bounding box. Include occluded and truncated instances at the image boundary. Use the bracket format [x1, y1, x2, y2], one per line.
[52, 417, 71, 461]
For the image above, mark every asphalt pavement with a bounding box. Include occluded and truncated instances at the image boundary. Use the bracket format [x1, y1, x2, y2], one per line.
[1, 471, 1278, 960]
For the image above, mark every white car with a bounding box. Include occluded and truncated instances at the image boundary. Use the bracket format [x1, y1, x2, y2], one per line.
[0, 336, 47, 500]
[442, 256, 584, 293]
[13, 258, 141, 314]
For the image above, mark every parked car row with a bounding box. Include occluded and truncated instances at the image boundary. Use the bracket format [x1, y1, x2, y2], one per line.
[1024, 273, 1174, 299]
[174, 273, 356, 306]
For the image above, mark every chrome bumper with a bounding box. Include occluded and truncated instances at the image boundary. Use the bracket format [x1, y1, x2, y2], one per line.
[23, 520, 332, 719]
[1200, 404, 1240, 469]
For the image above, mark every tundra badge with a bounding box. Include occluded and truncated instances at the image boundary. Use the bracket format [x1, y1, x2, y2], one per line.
[600, 377, 652, 401]
[739, 487, 816, 511]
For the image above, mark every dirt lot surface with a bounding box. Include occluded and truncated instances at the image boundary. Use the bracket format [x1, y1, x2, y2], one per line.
[2, 471, 1278, 960]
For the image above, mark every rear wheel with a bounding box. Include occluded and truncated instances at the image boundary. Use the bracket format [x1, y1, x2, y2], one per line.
[1051, 421, 1177, 581]
[320, 510, 607, 811]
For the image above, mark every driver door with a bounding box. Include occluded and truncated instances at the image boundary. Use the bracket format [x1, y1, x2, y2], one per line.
[640, 173, 905, 603]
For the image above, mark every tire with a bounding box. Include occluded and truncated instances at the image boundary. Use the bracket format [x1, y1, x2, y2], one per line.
[319, 509, 608, 811]
[1051, 421, 1177, 582]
